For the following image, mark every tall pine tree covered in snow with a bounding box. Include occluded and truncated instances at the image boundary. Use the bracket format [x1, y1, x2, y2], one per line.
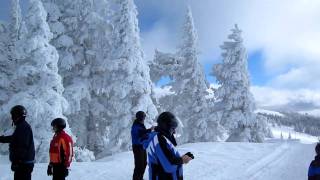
[42, 0, 98, 158]
[43, 0, 157, 157]
[98, 0, 157, 156]
[1, 0, 70, 162]
[212, 24, 263, 142]
[0, 0, 25, 152]
[154, 7, 219, 143]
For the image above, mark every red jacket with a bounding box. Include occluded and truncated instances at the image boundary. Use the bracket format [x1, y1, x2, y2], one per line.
[49, 130, 74, 167]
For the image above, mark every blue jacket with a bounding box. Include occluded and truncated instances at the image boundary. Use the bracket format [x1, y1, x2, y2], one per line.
[143, 129, 183, 180]
[0, 119, 35, 164]
[309, 155, 320, 180]
[131, 120, 151, 146]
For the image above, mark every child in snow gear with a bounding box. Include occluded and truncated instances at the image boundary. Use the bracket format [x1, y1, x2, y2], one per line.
[131, 111, 154, 180]
[143, 112, 193, 180]
[47, 118, 74, 180]
[0, 105, 35, 180]
[308, 143, 320, 180]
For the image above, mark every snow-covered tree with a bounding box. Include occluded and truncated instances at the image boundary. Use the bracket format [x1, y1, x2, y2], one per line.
[152, 7, 219, 143]
[9, 0, 22, 40]
[1, 0, 70, 162]
[212, 24, 263, 142]
[0, 0, 25, 136]
[0, 23, 13, 134]
[96, 0, 158, 156]
[41, 0, 95, 155]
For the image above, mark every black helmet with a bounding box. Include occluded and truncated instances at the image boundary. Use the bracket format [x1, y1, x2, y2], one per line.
[136, 111, 146, 121]
[51, 118, 66, 130]
[157, 112, 178, 135]
[10, 105, 27, 118]
[316, 143, 320, 155]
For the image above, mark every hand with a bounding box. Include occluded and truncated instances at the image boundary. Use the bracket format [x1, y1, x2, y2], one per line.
[185, 152, 194, 159]
[64, 167, 69, 177]
[47, 164, 53, 176]
[181, 155, 192, 164]
[11, 163, 19, 172]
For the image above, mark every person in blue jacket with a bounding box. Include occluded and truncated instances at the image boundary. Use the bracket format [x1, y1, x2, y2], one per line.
[308, 143, 320, 180]
[131, 111, 154, 180]
[143, 112, 193, 180]
[0, 105, 35, 180]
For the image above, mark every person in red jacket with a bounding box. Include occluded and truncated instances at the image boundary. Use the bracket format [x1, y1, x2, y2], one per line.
[47, 118, 74, 180]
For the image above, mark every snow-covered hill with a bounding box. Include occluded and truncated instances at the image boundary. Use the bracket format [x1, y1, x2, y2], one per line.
[0, 132, 317, 180]
[255, 109, 284, 117]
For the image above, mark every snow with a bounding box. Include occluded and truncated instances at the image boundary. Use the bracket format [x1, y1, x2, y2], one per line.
[255, 109, 285, 117]
[0, 134, 317, 180]
[153, 86, 174, 99]
[271, 126, 319, 144]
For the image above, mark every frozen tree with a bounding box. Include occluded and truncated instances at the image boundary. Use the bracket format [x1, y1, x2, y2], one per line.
[153, 7, 219, 142]
[149, 50, 181, 83]
[1, 0, 70, 162]
[0, 23, 13, 136]
[41, 0, 96, 156]
[212, 24, 263, 142]
[9, 0, 22, 40]
[0, 0, 25, 137]
[95, 0, 158, 156]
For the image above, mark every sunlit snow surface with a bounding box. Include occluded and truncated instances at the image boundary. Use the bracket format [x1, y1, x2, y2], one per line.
[0, 127, 317, 180]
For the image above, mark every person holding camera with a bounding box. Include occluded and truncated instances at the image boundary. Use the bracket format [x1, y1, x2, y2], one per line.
[47, 118, 74, 180]
[143, 112, 193, 180]
[131, 111, 155, 180]
[0, 105, 35, 180]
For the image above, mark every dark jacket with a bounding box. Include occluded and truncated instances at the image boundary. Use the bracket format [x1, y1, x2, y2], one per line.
[0, 119, 35, 164]
[131, 120, 151, 146]
[143, 127, 183, 180]
[309, 155, 320, 180]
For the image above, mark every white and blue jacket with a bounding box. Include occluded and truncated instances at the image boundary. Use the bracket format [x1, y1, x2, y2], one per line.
[143, 130, 183, 180]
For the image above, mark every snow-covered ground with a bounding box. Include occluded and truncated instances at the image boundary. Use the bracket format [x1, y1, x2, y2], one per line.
[271, 126, 319, 144]
[0, 128, 317, 180]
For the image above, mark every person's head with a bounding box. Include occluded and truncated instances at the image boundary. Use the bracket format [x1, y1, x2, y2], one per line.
[316, 143, 320, 155]
[157, 112, 178, 136]
[136, 111, 146, 123]
[51, 118, 66, 133]
[10, 105, 27, 124]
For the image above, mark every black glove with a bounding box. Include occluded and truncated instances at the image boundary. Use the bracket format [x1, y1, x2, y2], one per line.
[47, 164, 53, 176]
[63, 167, 69, 177]
[185, 152, 194, 159]
[11, 163, 19, 172]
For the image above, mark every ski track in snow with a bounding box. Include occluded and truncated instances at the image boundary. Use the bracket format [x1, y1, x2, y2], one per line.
[245, 142, 313, 180]
[0, 141, 315, 180]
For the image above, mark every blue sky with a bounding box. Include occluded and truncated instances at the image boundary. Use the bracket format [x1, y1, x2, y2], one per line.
[1, 0, 320, 113]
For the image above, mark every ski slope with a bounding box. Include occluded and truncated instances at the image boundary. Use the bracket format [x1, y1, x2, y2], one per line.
[0, 140, 316, 180]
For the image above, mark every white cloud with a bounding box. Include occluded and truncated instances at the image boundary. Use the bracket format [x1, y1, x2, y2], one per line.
[137, 0, 320, 90]
[251, 86, 320, 111]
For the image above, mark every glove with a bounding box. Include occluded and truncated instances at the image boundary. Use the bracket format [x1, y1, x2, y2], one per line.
[0, 135, 4, 142]
[11, 163, 19, 172]
[63, 167, 69, 177]
[185, 152, 194, 159]
[47, 164, 53, 176]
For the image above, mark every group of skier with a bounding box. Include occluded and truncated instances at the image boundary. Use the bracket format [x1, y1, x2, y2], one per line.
[2, 105, 320, 180]
[131, 111, 194, 180]
[0, 105, 73, 180]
